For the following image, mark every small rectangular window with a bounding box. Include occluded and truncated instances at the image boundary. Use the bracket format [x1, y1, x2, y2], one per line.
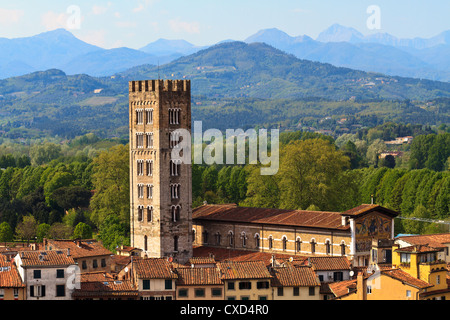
[165, 280, 173, 290]
[195, 289, 205, 297]
[56, 269, 64, 278]
[56, 285, 65, 297]
[211, 288, 222, 297]
[239, 282, 251, 290]
[33, 270, 41, 279]
[143, 280, 150, 290]
[178, 289, 188, 297]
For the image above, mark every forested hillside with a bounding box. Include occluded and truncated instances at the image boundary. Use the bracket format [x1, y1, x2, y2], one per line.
[0, 127, 448, 250]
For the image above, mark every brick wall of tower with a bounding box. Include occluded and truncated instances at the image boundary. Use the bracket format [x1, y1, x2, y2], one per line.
[129, 79, 192, 264]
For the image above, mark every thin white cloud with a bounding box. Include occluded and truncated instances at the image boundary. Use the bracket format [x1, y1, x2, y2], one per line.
[92, 5, 108, 15]
[169, 18, 200, 34]
[132, 0, 158, 13]
[77, 29, 107, 48]
[41, 11, 69, 30]
[0, 8, 24, 26]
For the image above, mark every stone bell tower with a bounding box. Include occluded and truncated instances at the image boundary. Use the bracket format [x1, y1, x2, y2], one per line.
[129, 79, 192, 264]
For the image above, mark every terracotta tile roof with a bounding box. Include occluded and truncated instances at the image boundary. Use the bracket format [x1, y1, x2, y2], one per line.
[396, 233, 450, 248]
[328, 279, 357, 298]
[341, 204, 398, 218]
[0, 256, 24, 288]
[193, 204, 349, 231]
[18, 250, 76, 267]
[176, 267, 223, 286]
[73, 272, 137, 298]
[217, 260, 272, 280]
[308, 256, 352, 271]
[193, 245, 307, 266]
[111, 255, 132, 267]
[188, 257, 216, 265]
[271, 264, 320, 287]
[80, 272, 115, 282]
[381, 268, 433, 289]
[47, 239, 112, 259]
[395, 244, 444, 253]
[133, 258, 178, 280]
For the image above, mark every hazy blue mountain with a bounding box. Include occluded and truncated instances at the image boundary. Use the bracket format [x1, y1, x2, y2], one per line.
[118, 41, 450, 101]
[61, 47, 162, 77]
[244, 25, 450, 81]
[140, 38, 204, 56]
[0, 29, 100, 78]
[316, 24, 364, 43]
[1, 26, 450, 82]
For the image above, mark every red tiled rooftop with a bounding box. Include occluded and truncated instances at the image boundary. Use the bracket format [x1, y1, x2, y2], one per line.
[0, 256, 24, 288]
[217, 260, 272, 280]
[308, 256, 352, 271]
[17, 250, 76, 267]
[176, 267, 222, 286]
[341, 204, 398, 218]
[47, 239, 112, 259]
[271, 264, 320, 287]
[193, 204, 349, 231]
[133, 258, 178, 280]
[381, 268, 433, 289]
[396, 233, 450, 248]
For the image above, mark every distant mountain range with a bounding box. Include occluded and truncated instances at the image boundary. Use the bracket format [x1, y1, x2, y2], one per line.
[1, 24, 450, 81]
[0, 41, 449, 140]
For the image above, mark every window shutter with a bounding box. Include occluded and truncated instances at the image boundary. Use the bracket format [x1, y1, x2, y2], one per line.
[41, 285, 46, 297]
[30, 286, 34, 297]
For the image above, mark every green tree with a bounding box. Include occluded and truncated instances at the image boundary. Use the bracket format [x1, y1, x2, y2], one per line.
[242, 165, 280, 209]
[409, 134, 436, 170]
[401, 204, 430, 235]
[36, 223, 51, 242]
[73, 222, 93, 239]
[277, 139, 351, 211]
[90, 144, 129, 227]
[48, 223, 73, 239]
[97, 215, 129, 252]
[29, 143, 63, 166]
[50, 186, 92, 212]
[15, 215, 38, 244]
[0, 222, 14, 244]
[380, 155, 396, 169]
[425, 133, 450, 171]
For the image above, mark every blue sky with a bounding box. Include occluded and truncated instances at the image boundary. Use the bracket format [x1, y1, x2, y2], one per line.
[0, 0, 449, 48]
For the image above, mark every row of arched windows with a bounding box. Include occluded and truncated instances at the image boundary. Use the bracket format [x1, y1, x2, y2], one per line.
[194, 230, 347, 256]
[137, 205, 182, 223]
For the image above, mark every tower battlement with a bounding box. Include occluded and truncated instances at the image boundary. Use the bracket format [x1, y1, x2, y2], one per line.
[129, 79, 190, 93]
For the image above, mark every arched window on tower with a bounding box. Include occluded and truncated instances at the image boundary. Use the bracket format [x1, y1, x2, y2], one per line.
[172, 205, 181, 222]
[147, 206, 153, 222]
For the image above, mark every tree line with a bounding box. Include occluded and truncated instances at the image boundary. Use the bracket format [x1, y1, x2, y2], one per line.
[0, 129, 448, 251]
